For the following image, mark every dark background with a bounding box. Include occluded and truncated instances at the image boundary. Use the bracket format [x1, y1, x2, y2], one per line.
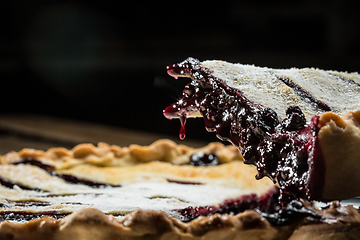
[1, 1, 360, 143]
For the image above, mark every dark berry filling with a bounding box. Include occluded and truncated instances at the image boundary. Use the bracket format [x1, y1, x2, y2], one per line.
[190, 152, 219, 166]
[0, 209, 127, 222]
[176, 190, 276, 222]
[257, 199, 322, 226]
[0, 211, 70, 222]
[176, 187, 321, 225]
[164, 57, 325, 205]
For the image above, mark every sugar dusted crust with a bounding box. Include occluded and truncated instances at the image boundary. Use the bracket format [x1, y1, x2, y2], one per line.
[55, 161, 272, 190]
[200, 60, 360, 121]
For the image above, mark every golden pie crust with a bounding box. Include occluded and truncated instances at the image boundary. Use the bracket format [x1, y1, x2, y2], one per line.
[1, 139, 242, 167]
[0, 140, 359, 239]
[318, 111, 360, 200]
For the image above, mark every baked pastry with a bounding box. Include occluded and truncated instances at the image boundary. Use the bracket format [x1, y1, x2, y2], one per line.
[1, 140, 360, 239]
[164, 57, 360, 203]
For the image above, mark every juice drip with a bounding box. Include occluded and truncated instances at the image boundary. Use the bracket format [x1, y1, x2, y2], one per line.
[179, 115, 187, 140]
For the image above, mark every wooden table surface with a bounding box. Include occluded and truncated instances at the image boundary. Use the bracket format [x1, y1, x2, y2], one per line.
[0, 114, 207, 154]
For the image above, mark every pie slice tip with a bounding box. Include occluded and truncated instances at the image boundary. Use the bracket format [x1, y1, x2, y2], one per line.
[164, 57, 360, 203]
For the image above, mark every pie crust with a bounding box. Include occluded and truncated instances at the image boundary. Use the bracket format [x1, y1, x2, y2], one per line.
[0, 140, 359, 239]
[318, 111, 360, 200]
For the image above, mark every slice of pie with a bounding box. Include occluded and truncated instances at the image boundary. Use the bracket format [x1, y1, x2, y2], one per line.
[1, 140, 360, 239]
[164, 57, 360, 203]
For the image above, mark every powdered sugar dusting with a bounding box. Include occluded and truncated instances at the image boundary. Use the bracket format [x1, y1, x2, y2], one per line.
[0, 164, 256, 221]
[202, 60, 360, 121]
[202, 60, 319, 120]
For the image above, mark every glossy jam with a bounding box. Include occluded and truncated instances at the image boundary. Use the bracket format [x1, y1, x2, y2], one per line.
[164, 57, 325, 204]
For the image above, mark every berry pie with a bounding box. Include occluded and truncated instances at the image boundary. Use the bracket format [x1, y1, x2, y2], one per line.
[1, 59, 360, 240]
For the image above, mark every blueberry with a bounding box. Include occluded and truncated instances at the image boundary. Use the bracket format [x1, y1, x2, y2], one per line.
[190, 152, 219, 166]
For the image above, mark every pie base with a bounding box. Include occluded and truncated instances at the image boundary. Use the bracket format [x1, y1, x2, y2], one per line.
[1, 205, 360, 240]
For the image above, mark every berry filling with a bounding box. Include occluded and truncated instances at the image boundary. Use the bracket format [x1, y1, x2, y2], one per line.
[164, 57, 326, 204]
[189, 152, 219, 166]
[0, 211, 70, 222]
[176, 187, 321, 225]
